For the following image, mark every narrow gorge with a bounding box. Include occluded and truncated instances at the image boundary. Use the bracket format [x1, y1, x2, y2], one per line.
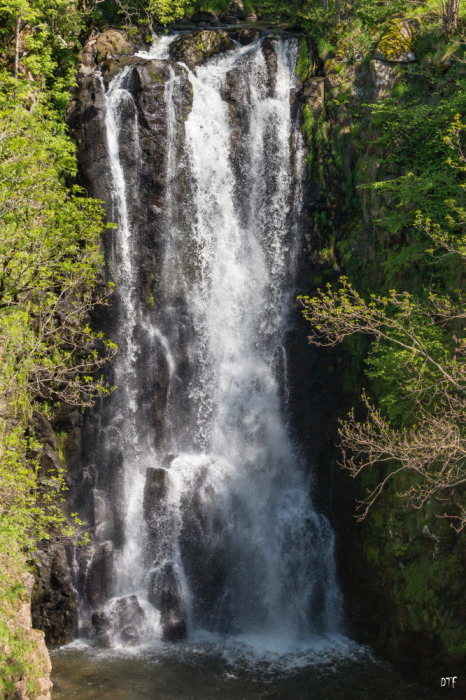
[37, 19, 463, 700]
[1, 0, 464, 696]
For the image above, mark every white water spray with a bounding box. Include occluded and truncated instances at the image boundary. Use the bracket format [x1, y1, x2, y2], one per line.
[93, 34, 342, 650]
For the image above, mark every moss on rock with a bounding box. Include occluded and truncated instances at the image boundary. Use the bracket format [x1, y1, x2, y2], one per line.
[375, 19, 417, 62]
[95, 30, 134, 64]
[169, 30, 235, 69]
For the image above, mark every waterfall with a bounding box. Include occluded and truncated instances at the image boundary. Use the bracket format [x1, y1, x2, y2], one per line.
[85, 35, 342, 650]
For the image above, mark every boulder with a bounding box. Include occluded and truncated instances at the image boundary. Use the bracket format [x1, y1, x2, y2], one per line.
[148, 562, 187, 641]
[369, 59, 398, 100]
[219, 0, 247, 23]
[169, 31, 236, 69]
[114, 595, 146, 629]
[374, 19, 417, 63]
[120, 624, 140, 645]
[190, 11, 219, 26]
[228, 28, 261, 45]
[32, 544, 78, 647]
[91, 609, 113, 648]
[92, 595, 146, 648]
[95, 30, 134, 63]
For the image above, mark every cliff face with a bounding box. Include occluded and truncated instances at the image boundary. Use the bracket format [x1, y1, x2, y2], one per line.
[65, 34, 195, 642]
[297, 21, 466, 686]
[63, 27, 331, 647]
[1, 572, 52, 699]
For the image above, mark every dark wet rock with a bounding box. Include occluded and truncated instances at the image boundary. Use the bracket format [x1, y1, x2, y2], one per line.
[219, 0, 247, 23]
[51, 405, 83, 483]
[143, 467, 169, 525]
[114, 595, 146, 628]
[30, 411, 58, 451]
[66, 73, 110, 205]
[92, 595, 146, 648]
[162, 453, 178, 468]
[67, 58, 194, 603]
[101, 56, 142, 85]
[179, 481, 229, 630]
[68, 56, 192, 313]
[91, 609, 113, 648]
[32, 544, 78, 647]
[190, 11, 219, 26]
[120, 624, 140, 645]
[28, 410, 65, 487]
[85, 540, 114, 608]
[262, 36, 279, 96]
[93, 488, 115, 542]
[148, 562, 187, 641]
[228, 28, 261, 45]
[39, 443, 63, 475]
[169, 30, 235, 69]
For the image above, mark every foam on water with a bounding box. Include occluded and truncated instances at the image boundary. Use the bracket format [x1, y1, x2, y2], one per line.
[135, 34, 178, 60]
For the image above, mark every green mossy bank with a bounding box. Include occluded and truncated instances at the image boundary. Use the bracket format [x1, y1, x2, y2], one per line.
[295, 3, 465, 685]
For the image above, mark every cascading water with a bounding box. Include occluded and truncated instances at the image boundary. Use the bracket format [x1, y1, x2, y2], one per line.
[83, 34, 342, 652]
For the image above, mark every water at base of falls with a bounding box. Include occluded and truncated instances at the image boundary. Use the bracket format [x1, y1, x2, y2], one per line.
[51, 640, 441, 700]
[80, 33, 341, 655]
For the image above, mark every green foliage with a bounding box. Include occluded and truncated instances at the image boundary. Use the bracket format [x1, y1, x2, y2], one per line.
[113, 0, 194, 26]
[365, 98, 464, 231]
[195, 0, 229, 13]
[0, 6, 113, 687]
[0, 81, 112, 664]
[0, 81, 114, 406]
[353, 0, 407, 27]
[0, 0, 87, 109]
[300, 5, 466, 664]
[364, 313, 453, 425]
[296, 36, 313, 83]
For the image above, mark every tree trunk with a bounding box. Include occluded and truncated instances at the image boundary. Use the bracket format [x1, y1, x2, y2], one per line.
[14, 15, 21, 78]
[443, 0, 459, 36]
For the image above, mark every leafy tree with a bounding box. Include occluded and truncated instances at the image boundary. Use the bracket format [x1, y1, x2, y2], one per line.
[0, 0, 86, 108]
[300, 276, 466, 529]
[299, 114, 465, 529]
[113, 0, 193, 25]
[0, 81, 115, 407]
[298, 0, 466, 521]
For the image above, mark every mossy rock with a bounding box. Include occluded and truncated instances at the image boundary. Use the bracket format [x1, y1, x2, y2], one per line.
[374, 19, 417, 63]
[95, 30, 134, 64]
[169, 30, 235, 69]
